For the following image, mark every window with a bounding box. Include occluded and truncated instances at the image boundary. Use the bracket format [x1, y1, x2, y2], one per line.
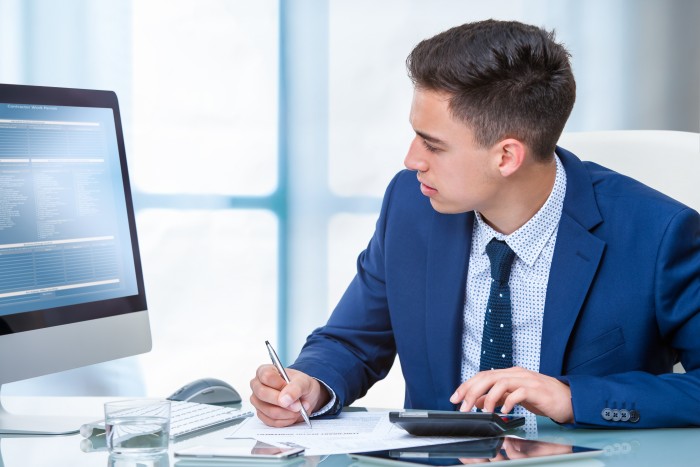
[2, 0, 697, 406]
[132, 0, 279, 395]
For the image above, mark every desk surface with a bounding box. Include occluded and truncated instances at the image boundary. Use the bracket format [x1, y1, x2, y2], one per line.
[0, 397, 698, 466]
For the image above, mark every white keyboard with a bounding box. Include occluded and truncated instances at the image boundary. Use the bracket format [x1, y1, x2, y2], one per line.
[169, 400, 251, 439]
[80, 400, 253, 440]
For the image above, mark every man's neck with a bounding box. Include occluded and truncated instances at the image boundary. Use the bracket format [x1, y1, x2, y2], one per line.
[480, 157, 558, 235]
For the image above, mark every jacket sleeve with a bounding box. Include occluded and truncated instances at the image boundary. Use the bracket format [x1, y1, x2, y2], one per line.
[289, 172, 405, 412]
[564, 207, 700, 428]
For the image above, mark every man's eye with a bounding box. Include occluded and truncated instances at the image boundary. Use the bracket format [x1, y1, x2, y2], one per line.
[422, 140, 439, 153]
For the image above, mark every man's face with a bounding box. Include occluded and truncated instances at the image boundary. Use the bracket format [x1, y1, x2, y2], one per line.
[404, 88, 500, 214]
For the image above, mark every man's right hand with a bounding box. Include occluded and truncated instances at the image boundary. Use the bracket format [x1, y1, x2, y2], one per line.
[249, 364, 330, 427]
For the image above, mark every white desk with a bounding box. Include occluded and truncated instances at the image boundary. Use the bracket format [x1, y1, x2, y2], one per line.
[1, 397, 699, 466]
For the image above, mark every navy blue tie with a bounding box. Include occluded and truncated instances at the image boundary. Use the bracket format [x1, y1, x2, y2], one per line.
[479, 239, 516, 372]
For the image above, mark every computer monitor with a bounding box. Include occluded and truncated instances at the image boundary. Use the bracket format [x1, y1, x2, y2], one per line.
[0, 84, 151, 435]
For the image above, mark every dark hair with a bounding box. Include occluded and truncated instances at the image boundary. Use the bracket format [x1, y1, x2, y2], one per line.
[406, 20, 576, 161]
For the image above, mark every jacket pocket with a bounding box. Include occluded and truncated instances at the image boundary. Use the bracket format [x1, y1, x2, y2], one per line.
[565, 327, 625, 372]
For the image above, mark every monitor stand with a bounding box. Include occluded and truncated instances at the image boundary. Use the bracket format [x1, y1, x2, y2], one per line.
[0, 388, 85, 435]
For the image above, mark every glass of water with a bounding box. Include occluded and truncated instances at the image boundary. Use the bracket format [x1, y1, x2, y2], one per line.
[104, 399, 171, 457]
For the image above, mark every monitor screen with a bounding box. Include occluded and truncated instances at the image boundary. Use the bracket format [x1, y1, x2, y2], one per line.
[0, 84, 151, 435]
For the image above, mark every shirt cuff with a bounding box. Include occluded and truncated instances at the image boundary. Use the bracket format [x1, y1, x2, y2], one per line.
[311, 378, 337, 417]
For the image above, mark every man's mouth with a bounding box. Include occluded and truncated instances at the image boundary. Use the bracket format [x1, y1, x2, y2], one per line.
[418, 177, 437, 195]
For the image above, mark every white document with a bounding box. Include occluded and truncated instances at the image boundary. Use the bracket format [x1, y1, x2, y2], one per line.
[227, 411, 474, 456]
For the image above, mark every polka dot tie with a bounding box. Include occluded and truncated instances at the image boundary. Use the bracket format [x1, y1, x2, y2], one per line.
[479, 238, 516, 372]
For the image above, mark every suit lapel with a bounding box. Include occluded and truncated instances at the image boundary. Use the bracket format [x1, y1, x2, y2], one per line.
[540, 148, 606, 376]
[425, 211, 473, 407]
[539, 214, 605, 375]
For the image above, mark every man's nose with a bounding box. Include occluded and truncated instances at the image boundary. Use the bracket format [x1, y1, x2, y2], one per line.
[404, 138, 427, 172]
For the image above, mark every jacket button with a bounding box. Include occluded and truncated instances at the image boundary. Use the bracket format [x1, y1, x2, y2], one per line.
[611, 409, 622, 421]
[629, 410, 640, 423]
[601, 408, 613, 421]
[620, 409, 630, 422]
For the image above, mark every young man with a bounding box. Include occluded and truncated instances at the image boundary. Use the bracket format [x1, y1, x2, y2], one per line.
[250, 20, 700, 428]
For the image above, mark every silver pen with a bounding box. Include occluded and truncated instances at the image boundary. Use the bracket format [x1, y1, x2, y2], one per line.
[265, 340, 312, 428]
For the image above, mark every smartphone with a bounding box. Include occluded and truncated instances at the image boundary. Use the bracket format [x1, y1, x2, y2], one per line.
[175, 438, 305, 461]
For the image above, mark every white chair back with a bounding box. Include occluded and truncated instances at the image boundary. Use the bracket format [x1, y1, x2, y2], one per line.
[559, 130, 699, 373]
[558, 130, 700, 210]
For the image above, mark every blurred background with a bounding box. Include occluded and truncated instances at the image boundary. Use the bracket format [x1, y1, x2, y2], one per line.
[1, 0, 698, 408]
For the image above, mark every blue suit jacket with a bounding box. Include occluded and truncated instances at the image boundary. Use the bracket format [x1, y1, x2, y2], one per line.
[291, 148, 700, 428]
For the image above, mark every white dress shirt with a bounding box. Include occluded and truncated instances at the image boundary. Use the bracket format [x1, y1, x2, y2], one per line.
[461, 155, 567, 416]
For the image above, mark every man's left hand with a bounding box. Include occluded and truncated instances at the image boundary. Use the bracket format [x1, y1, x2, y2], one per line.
[449, 367, 574, 424]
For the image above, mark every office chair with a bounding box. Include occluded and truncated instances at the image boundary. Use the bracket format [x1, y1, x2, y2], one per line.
[557, 130, 700, 210]
[558, 130, 700, 374]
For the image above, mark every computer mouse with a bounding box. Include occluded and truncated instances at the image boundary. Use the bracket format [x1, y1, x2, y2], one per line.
[167, 377, 242, 405]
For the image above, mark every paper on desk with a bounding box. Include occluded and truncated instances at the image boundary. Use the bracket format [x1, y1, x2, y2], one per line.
[227, 411, 475, 456]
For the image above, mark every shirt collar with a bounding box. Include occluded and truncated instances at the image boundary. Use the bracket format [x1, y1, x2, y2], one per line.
[474, 154, 567, 267]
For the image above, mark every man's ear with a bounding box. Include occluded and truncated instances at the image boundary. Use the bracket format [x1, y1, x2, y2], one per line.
[496, 138, 526, 177]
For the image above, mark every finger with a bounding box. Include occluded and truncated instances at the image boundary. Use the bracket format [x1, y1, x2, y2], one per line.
[250, 393, 303, 427]
[500, 387, 528, 414]
[278, 388, 303, 411]
[458, 382, 481, 412]
[450, 372, 496, 405]
[481, 379, 514, 412]
[250, 374, 287, 407]
[254, 406, 301, 428]
[474, 394, 488, 410]
[484, 375, 561, 418]
[484, 376, 543, 415]
[450, 386, 464, 404]
[459, 371, 502, 412]
[252, 365, 306, 411]
[256, 364, 286, 390]
[450, 369, 505, 404]
[461, 368, 531, 412]
[277, 370, 313, 410]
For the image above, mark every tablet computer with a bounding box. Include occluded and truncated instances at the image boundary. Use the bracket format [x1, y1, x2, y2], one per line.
[350, 437, 603, 466]
[389, 411, 525, 436]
